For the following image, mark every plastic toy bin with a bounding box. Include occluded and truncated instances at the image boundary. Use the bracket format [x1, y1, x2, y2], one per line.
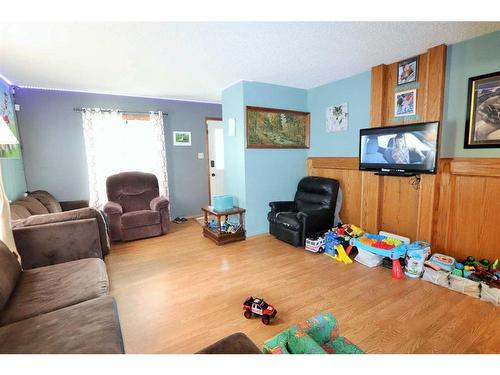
[349, 233, 407, 260]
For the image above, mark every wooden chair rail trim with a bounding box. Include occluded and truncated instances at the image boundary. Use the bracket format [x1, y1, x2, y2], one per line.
[308, 157, 359, 171]
[450, 158, 500, 178]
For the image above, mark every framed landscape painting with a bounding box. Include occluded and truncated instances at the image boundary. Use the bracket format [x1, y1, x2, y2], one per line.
[246, 106, 310, 148]
[464, 71, 500, 148]
[173, 131, 192, 146]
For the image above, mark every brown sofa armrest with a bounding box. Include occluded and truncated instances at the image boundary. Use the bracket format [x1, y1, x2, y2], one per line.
[60, 200, 89, 211]
[104, 201, 123, 215]
[196, 332, 261, 354]
[12, 208, 110, 258]
[150, 196, 169, 211]
[13, 219, 104, 270]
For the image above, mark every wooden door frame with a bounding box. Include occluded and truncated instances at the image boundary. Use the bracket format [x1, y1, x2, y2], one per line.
[205, 117, 223, 205]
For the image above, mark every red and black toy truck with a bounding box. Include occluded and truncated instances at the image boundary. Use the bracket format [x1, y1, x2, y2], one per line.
[243, 296, 277, 325]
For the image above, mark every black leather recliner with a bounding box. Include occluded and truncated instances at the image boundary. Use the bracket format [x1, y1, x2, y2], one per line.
[267, 176, 340, 247]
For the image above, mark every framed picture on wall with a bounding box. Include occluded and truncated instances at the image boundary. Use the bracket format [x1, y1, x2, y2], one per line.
[394, 89, 417, 117]
[0, 80, 21, 159]
[464, 71, 500, 148]
[173, 131, 192, 146]
[397, 56, 418, 85]
[246, 106, 310, 148]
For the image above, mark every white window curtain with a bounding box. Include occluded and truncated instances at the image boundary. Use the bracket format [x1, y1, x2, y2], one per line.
[81, 109, 169, 209]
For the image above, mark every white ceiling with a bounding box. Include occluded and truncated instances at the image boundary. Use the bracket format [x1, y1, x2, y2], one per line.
[1, 22, 499, 102]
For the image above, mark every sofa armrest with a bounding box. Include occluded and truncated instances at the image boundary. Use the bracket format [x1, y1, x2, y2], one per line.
[269, 201, 296, 212]
[13, 218, 104, 270]
[150, 196, 169, 211]
[13, 208, 111, 257]
[297, 208, 334, 237]
[103, 201, 123, 215]
[60, 200, 89, 211]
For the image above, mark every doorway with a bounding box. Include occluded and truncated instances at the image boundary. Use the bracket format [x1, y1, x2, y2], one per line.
[205, 117, 224, 205]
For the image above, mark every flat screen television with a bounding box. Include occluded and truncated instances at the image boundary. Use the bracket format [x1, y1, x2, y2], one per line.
[359, 121, 439, 175]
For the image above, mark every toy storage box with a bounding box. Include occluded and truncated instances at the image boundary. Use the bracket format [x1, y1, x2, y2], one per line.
[448, 274, 481, 299]
[213, 195, 233, 212]
[422, 267, 449, 288]
[480, 283, 500, 307]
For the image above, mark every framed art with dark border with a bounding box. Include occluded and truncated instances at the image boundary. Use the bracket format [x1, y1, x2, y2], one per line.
[246, 106, 310, 148]
[464, 71, 500, 148]
[397, 56, 418, 86]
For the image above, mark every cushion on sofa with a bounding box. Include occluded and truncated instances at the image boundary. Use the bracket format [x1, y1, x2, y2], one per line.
[0, 258, 109, 325]
[121, 210, 160, 229]
[14, 196, 49, 216]
[0, 296, 124, 354]
[0, 241, 21, 311]
[29, 190, 63, 213]
[10, 204, 32, 220]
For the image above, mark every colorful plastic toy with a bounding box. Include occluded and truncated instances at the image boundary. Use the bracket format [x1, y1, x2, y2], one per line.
[324, 232, 352, 264]
[350, 233, 408, 279]
[305, 237, 325, 253]
[243, 297, 277, 325]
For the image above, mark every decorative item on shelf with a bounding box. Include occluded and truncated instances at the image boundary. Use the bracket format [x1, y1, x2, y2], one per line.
[173, 131, 192, 146]
[212, 194, 233, 212]
[326, 103, 348, 133]
[394, 89, 417, 117]
[464, 70, 500, 148]
[246, 106, 310, 149]
[397, 56, 418, 85]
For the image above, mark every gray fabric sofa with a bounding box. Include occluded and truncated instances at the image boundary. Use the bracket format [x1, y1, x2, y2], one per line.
[0, 240, 124, 354]
[104, 172, 170, 241]
[9, 190, 110, 270]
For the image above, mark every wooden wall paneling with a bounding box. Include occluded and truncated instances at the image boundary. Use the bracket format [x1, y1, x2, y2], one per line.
[370, 65, 387, 127]
[450, 158, 500, 178]
[308, 158, 362, 225]
[360, 172, 382, 233]
[446, 174, 500, 261]
[379, 175, 420, 239]
[415, 174, 436, 243]
[424, 45, 447, 122]
[432, 159, 452, 253]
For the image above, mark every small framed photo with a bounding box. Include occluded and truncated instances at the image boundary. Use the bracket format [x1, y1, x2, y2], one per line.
[397, 56, 418, 85]
[464, 71, 500, 148]
[395, 89, 417, 117]
[173, 131, 192, 146]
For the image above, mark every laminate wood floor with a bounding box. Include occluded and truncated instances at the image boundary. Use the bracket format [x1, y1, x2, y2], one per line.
[106, 220, 500, 354]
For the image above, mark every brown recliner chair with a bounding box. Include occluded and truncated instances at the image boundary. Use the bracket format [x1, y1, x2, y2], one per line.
[103, 172, 170, 241]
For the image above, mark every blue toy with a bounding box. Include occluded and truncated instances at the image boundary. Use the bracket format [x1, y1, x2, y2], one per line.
[324, 232, 352, 264]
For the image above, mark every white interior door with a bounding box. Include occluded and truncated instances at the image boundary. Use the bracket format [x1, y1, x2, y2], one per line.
[207, 120, 225, 203]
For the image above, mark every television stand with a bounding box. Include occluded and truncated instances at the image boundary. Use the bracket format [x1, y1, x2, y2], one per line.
[374, 171, 418, 177]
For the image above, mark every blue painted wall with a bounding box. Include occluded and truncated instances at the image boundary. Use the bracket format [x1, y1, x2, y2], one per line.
[242, 81, 308, 235]
[15, 88, 222, 218]
[222, 82, 247, 209]
[307, 71, 371, 157]
[441, 30, 500, 157]
[0, 77, 27, 201]
[222, 81, 308, 235]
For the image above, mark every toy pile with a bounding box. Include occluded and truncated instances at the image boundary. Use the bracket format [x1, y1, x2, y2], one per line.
[207, 219, 241, 234]
[422, 253, 500, 306]
[323, 224, 365, 264]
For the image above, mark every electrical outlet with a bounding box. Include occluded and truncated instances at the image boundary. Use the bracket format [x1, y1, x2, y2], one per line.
[197, 153, 204, 159]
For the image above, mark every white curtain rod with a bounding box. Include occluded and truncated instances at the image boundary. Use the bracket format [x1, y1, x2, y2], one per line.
[73, 108, 168, 116]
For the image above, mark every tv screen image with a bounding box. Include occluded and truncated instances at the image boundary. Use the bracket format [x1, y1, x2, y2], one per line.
[359, 122, 439, 174]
